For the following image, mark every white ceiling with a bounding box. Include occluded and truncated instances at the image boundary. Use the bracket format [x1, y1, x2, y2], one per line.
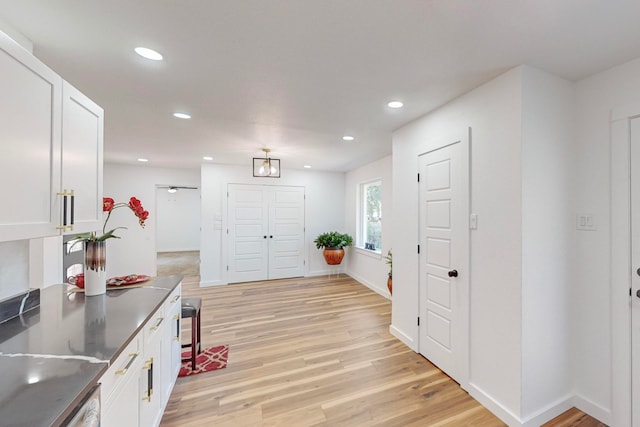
[2, 1, 640, 171]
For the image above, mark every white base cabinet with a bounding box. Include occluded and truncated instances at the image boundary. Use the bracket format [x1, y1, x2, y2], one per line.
[101, 335, 143, 427]
[101, 284, 182, 427]
[162, 285, 182, 404]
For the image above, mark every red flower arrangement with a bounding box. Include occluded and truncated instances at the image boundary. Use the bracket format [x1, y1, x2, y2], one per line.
[76, 196, 149, 242]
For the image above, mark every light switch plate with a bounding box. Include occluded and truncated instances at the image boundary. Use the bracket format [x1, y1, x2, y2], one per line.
[576, 214, 596, 231]
[469, 213, 478, 230]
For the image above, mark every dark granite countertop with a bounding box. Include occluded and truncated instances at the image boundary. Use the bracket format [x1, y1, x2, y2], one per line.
[0, 275, 182, 427]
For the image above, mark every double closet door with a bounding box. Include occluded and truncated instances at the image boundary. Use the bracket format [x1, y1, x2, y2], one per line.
[227, 184, 305, 283]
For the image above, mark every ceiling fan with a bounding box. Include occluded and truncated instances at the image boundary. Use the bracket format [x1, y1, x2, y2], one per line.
[157, 185, 199, 193]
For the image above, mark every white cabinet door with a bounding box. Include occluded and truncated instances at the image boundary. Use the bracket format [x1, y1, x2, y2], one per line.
[61, 81, 103, 234]
[161, 285, 182, 407]
[102, 362, 141, 427]
[0, 31, 62, 242]
[140, 312, 165, 427]
[100, 337, 142, 427]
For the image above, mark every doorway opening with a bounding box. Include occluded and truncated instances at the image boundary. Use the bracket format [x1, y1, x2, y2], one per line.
[156, 185, 200, 277]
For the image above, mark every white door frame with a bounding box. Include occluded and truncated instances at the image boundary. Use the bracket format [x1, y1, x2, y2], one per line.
[611, 105, 639, 427]
[417, 128, 470, 389]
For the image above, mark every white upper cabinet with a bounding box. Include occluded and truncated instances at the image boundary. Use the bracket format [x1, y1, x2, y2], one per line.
[0, 31, 62, 241]
[0, 31, 103, 242]
[61, 81, 104, 234]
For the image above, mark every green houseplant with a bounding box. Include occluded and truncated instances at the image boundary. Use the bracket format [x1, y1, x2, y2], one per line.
[384, 249, 392, 295]
[314, 231, 353, 265]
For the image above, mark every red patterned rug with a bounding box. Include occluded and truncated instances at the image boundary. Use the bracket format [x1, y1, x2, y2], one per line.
[178, 345, 229, 377]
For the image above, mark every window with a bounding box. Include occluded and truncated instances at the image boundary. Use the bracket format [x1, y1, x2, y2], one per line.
[359, 180, 382, 252]
[63, 234, 84, 283]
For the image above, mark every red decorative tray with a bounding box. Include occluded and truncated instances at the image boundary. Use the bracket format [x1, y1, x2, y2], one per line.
[107, 274, 150, 287]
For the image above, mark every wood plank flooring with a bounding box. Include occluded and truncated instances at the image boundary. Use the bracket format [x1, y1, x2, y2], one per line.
[161, 275, 605, 427]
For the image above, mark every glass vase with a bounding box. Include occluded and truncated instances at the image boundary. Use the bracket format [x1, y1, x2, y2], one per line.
[84, 240, 107, 296]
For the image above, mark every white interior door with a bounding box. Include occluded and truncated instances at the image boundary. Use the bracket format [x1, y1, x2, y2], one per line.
[228, 185, 269, 283]
[418, 132, 469, 386]
[228, 184, 305, 283]
[268, 187, 305, 279]
[631, 117, 640, 427]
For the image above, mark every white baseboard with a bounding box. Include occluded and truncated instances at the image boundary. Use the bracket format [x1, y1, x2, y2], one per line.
[389, 324, 416, 351]
[346, 270, 390, 300]
[520, 394, 574, 427]
[198, 279, 225, 287]
[573, 394, 611, 426]
[467, 384, 579, 427]
[157, 248, 199, 253]
[467, 382, 521, 426]
[306, 268, 344, 277]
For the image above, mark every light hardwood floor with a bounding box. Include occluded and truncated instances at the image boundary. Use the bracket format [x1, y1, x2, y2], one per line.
[161, 275, 605, 427]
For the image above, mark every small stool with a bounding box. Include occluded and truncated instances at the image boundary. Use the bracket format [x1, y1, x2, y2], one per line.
[181, 297, 202, 370]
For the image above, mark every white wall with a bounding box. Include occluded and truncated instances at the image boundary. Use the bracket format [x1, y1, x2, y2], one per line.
[103, 164, 200, 277]
[571, 56, 640, 423]
[0, 240, 29, 299]
[391, 65, 577, 425]
[156, 187, 200, 252]
[520, 66, 575, 423]
[200, 164, 345, 287]
[344, 155, 392, 298]
[392, 66, 525, 421]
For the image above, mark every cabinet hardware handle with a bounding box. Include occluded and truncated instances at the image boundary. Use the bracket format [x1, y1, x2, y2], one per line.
[115, 351, 140, 375]
[56, 190, 74, 232]
[150, 317, 164, 331]
[69, 189, 75, 228]
[171, 295, 180, 303]
[62, 191, 67, 227]
[146, 357, 154, 402]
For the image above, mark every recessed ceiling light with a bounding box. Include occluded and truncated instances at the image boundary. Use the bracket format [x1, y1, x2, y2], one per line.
[137, 158, 149, 162]
[387, 101, 404, 109]
[304, 165, 312, 169]
[134, 47, 163, 61]
[202, 156, 213, 161]
[173, 112, 191, 119]
[342, 135, 355, 141]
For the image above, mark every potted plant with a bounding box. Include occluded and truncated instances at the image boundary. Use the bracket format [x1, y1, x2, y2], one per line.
[314, 231, 353, 265]
[70, 197, 148, 296]
[384, 249, 392, 295]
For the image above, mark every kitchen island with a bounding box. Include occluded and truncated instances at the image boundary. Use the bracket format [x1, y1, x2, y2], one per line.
[0, 275, 182, 427]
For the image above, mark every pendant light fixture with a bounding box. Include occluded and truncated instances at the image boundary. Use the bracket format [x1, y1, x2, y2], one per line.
[253, 148, 281, 178]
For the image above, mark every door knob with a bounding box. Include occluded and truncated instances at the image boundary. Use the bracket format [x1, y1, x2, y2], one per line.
[270, 235, 273, 238]
[448, 270, 458, 278]
[263, 235, 267, 239]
